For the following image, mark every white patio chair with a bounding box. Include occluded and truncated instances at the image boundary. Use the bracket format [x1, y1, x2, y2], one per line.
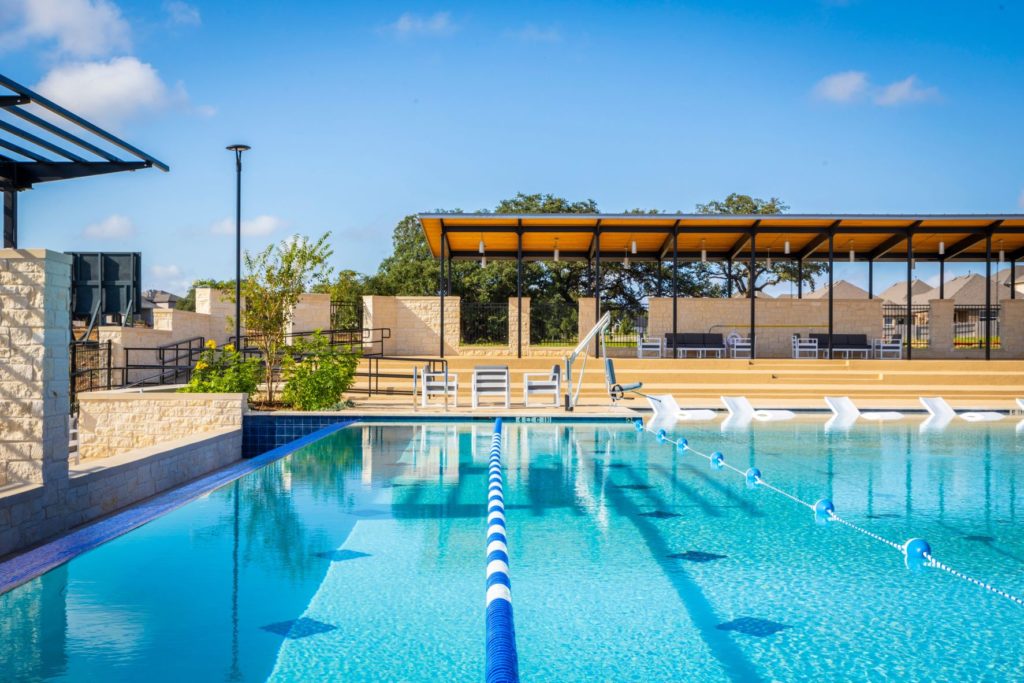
[637, 336, 663, 359]
[523, 364, 561, 407]
[727, 334, 752, 359]
[873, 334, 903, 360]
[472, 365, 510, 408]
[721, 396, 795, 421]
[919, 396, 1003, 422]
[791, 335, 818, 359]
[422, 366, 458, 407]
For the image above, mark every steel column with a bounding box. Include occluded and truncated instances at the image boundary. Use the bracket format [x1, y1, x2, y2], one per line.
[749, 233, 756, 359]
[906, 233, 913, 360]
[797, 259, 803, 299]
[985, 233, 992, 360]
[517, 228, 523, 359]
[939, 259, 945, 299]
[726, 258, 732, 298]
[594, 229, 601, 358]
[439, 224, 446, 358]
[672, 227, 678, 347]
[2, 185, 15, 249]
[1012, 260, 1017, 300]
[827, 233, 834, 359]
[868, 259, 873, 299]
[656, 258, 662, 298]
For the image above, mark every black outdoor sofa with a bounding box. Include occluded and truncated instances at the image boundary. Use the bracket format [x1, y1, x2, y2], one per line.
[664, 333, 726, 358]
[809, 333, 872, 358]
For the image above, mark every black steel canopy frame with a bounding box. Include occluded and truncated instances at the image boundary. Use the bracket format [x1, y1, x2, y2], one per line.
[0, 73, 168, 248]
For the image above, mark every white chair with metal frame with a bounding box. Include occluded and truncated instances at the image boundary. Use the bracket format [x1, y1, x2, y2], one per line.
[874, 334, 903, 359]
[471, 365, 510, 408]
[637, 336, 663, 359]
[422, 366, 458, 407]
[791, 334, 818, 359]
[523, 364, 562, 407]
[727, 333, 752, 359]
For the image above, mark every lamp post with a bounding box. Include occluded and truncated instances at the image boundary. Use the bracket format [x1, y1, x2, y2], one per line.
[226, 144, 250, 347]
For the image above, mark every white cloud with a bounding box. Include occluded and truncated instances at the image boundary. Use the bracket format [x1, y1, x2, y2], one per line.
[83, 214, 134, 239]
[0, 0, 131, 58]
[813, 70, 868, 103]
[34, 57, 184, 129]
[874, 75, 940, 106]
[148, 264, 191, 293]
[163, 0, 200, 27]
[150, 264, 181, 279]
[383, 12, 455, 37]
[510, 24, 561, 43]
[813, 70, 940, 107]
[211, 215, 286, 237]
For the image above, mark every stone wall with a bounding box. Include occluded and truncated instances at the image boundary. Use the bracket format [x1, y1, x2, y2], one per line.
[363, 295, 460, 356]
[0, 249, 70, 489]
[917, 298, 1024, 359]
[287, 293, 332, 339]
[0, 428, 241, 558]
[77, 390, 246, 459]
[194, 287, 237, 342]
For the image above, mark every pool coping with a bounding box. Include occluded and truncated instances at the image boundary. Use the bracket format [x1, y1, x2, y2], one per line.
[0, 420, 357, 596]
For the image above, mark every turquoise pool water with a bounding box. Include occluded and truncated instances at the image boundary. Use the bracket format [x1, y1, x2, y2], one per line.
[1, 419, 1022, 681]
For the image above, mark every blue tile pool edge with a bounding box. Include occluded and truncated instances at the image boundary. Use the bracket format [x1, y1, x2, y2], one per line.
[0, 420, 357, 596]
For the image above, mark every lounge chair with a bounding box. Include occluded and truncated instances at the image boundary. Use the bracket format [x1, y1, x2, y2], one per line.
[721, 396, 795, 421]
[645, 394, 717, 421]
[472, 365, 510, 408]
[825, 396, 903, 422]
[1017, 398, 1024, 412]
[604, 358, 643, 404]
[421, 366, 458, 407]
[523, 365, 561, 407]
[919, 397, 1003, 422]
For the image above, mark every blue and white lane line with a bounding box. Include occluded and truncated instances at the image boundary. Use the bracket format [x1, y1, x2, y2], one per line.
[485, 417, 519, 683]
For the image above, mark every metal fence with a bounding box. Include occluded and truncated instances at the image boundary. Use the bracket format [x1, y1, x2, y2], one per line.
[953, 305, 1001, 349]
[882, 304, 930, 348]
[331, 300, 363, 330]
[604, 306, 648, 348]
[530, 300, 578, 346]
[461, 302, 509, 346]
[70, 340, 112, 407]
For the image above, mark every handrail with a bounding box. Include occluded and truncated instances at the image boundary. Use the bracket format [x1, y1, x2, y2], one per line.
[564, 311, 611, 411]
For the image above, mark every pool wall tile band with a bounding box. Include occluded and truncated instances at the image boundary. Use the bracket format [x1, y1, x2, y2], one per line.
[0, 421, 356, 595]
[485, 417, 520, 683]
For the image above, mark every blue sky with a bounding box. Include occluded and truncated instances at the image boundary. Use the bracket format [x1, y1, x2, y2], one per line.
[2, 0, 1023, 295]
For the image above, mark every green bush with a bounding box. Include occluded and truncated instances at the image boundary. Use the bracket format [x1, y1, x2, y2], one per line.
[281, 332, 360, 411]
[179, 340, 261, 395]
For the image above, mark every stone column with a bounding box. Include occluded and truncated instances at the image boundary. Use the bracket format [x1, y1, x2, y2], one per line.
[927, 299, 955, 357]
[0, 249, 71, 489]
[998, 299, 1024, 359]
[508, 297, 529, 357]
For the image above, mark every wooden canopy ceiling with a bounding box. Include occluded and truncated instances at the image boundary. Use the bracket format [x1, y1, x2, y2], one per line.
[419, 214, 1024, 263]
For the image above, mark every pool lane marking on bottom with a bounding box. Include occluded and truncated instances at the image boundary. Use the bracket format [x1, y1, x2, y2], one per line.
[637, 419, 1024, 609]
[0, 421, 356, 595]
[485, 417, 520, 683]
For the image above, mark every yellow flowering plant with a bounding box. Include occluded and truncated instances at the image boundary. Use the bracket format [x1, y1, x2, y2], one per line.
[179, 340, 260, 396]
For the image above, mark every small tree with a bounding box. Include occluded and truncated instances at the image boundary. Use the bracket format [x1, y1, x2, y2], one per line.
[241, 233, 334, 404]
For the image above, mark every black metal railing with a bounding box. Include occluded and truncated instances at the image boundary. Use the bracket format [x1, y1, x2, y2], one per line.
[530, 300, 578, 346]
[233, 328, 389, 358]
[953, 305, 1001, 349]
[604, 306, 648, 348]
[882, 304, 930, 348]
[121, 336, 206, 387]
[70, 340, 112, 407]
[355, 356, 448, 398]
[460, 302, 508, 346]
[331, 300, 363, 330]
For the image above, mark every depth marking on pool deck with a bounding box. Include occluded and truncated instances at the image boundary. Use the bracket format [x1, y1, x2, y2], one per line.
[0, 421, 356, 595]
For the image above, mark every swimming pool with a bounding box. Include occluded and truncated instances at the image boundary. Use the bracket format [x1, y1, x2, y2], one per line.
[1, 418, 1021, 681]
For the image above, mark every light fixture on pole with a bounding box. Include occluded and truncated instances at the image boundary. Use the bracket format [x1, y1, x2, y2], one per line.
[479, 235, 485, 253]
[553, 237, 559, 263]
[631, 238, 637, 255]
[848, 240, 855, 263]
[999, 240, 1005, 263]
[938, 241, 945, 256]
[784, 240, 790, 256]
[701, 239, 707, 264]
[766, 247, 772, 269]
[479, 233, 486, 267]
[226, 144, 250, 349]
[623, 247, 630, 268]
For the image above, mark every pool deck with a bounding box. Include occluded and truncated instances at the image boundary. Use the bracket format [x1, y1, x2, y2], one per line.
[346, 357, 1024, 415]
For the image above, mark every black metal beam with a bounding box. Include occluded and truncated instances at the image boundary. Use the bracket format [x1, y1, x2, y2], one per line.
[0, 160, 150, 188]
[794, 231, 829, 260]
[867, 232, 908, 260]
[985, 232, 992, 360]
[658, 219, 681, 259]
[943, 232, 988, 260]
[1010, 245, 1024, 262]
[9, 106, 120, 162]
[0, 120, 88, 162]
[727, 233, 752, 260]
[439, 220, 445, 358]
[3, 185, 16, 249]
[0, 138, 48, 163]
[827, 233, 834, 358]
[0, 96, 29, 107]
[749, 231, 756, 358]
[517, 220, 523, 359]
[906, 232, 913, 360]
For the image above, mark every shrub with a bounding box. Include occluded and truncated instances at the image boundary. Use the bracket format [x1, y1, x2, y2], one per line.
[180, 340, 261, 396]
[281, 332, 360, 411]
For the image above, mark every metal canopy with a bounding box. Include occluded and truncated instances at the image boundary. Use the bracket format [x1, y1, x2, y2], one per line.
[1, 72, 168, 248]
[419, 213, 1024, 263]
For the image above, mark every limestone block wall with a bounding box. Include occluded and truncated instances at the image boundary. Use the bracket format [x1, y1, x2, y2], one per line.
[288, 293, 332, 338]
[578, 297, 597, 355]
[77, 391, 246, 459]
[194, 287, 238, 343]
[152, 307, 220, 342]
[0, 249, 70, 489]
[364, 296, 460, 356]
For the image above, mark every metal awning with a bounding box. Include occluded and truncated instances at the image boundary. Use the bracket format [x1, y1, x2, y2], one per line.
[1, 72, 168, 248]
[419, 213, 1024, 263]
